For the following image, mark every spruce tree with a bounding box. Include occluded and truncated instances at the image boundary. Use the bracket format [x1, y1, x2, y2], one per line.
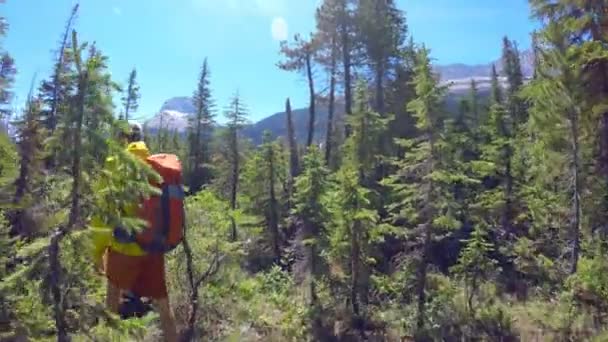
[121, 68, 140, 122]
[188, 58, 215, 193]
[383, 46, 469, 333]
[224, 91, 248, 241]
[292, 146, 329, 335]
[522, 21, 596, 274]
[328, 81, 386, 318]
[451, 226, 498, 314]
[241, 131, 287, 265]
[44, 3, 79, 134]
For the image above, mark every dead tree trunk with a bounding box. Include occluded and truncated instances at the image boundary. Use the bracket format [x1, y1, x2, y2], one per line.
[180, 238, 221, 342]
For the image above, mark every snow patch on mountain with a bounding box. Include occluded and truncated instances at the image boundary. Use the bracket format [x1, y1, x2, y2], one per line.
[144, 110, 189, 131]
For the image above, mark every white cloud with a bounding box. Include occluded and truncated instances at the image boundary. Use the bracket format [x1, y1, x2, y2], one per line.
[271, 16, 288, 41]
[113, 6, 122, 15]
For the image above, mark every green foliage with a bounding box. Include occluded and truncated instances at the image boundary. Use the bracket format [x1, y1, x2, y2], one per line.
[293, 146, 329, 229]
[89, 139, 161, 236]
[0, 131, 17, 190]
[7, 1, 608, 341]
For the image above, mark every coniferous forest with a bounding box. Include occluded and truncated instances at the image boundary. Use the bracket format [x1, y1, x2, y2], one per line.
[4, 0, 608, 341]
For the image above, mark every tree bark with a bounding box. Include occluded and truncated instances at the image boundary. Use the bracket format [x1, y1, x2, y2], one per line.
[342, 15, 352, 137]
[230, 127, 238, 241]
[416, 226, 430, 331]
[350, 220, 361, 317]
[570, 109, 581, 274]
[306, 52, 316, 147]
[49, 229, 69, 342]
[268, 143, 281, 263]
[504, 147, 513, 237]
[286, 98, 299, 178]
[325, 35, 337, 165]
[375, 61, 385, 116]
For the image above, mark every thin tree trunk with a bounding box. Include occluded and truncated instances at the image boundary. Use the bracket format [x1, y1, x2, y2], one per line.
[286, 98, 299, 177]
[350, 220, 361, 317]
[124, 96, 131, 122]
[13, 147, 29, 204]
[192, 106, 203, 193]
[49, 229, 69, 342]
[571, 109, 581, 274]
[597, 59, 608, 240]
[416, 226, 430, 331]
[416, 128, 438, 332]
[268, 144, 280, 263]
[375, 62, 384, 116]
[342, 20, 352, 137]
[325, 36, 337, 165]
[286, 98, 299, 211]
[68, 63, 86, 230]
[306, 52, 316, 147]
[230, 127, 239, 241]
[504, 145, 514, 237]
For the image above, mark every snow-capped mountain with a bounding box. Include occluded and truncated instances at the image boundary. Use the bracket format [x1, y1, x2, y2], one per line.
[143, 49, 535, 143]
[144, 109, 189, 132]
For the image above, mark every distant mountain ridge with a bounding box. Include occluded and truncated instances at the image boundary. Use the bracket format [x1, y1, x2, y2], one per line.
[144, 50, 534, 144]
[434, 49, 534, 81]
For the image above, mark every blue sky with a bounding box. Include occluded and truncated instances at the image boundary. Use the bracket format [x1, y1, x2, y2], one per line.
[3, 0, 536, 123]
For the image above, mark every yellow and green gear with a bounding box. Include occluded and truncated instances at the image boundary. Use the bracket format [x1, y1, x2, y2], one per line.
[89, 141, 151, 264]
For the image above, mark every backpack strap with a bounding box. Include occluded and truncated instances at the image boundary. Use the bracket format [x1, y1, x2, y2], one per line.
[160, 184, 171, 242]
[141, 183, 185, 254]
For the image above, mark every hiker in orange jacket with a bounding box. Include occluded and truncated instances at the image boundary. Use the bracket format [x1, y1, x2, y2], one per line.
[90, 123, 178, 342]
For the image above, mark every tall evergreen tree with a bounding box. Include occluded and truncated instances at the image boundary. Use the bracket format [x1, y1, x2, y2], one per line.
[241, 131, 287, 265]
[39, 4, 79, 135]
[383, 47, 468, 333]
[329, 81, 386, 318]
[523, 21, 598, 273]
[292, 146, 329, 336]
[188, 58, 215, 193]
[530, 0, 608, 241]
[224, 91, 248, 241]
[121, 68, 140, 122]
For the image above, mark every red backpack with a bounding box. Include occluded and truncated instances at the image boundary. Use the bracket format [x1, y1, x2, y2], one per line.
[113, 153, 186, 254]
